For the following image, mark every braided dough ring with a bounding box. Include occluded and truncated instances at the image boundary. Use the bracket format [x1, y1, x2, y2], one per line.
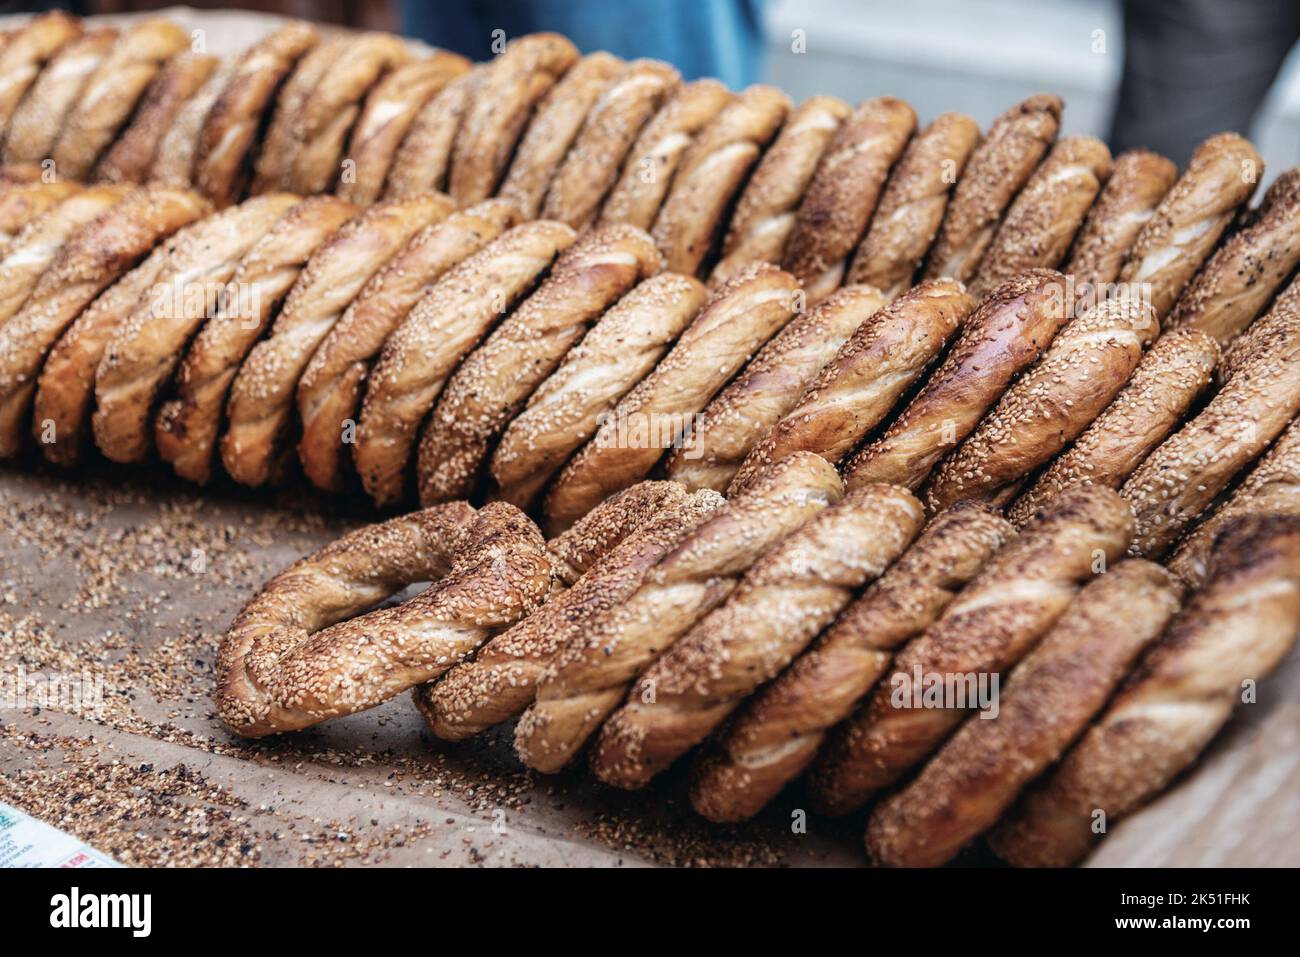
[148, 59, 236, 188]
[354, 219, 576, 507]
[52, 19, 190, 179]
[221, 194, 449, 487]
[92, 192, 300, 464]
[287, 33, 414, 195]
[708, 94, 851, 289]
[194, 22, 319, 207]
[416, 223, 661, 505]
[95, 53, 219, 185]
[154, 195, 359, 484]
[251, 35, 347, 194]
[3, 27, 116, 165]
[0, 11, 82, 142]
[490, 272, 707, 510]
[297, 200, 519, 493]
[216, 500, 552, 738]
[337, 52, 471, 205]
[0, 187, 209, 458]
[497, 52, 625, 219]
[382, 67, 482, 200]
[598, 78, 733, 231]
[0, 180, 80, 248]
[449, 33, 579, 204]
[540, 59, 681, 229]
[418, 483, 726, 741]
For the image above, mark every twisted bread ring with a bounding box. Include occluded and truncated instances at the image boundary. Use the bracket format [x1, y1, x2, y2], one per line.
[382, 67, 482, 200]
[0, 11, 82, 143]
[490, 272, 707, 510]
[989, 513, 1300, 867]
[598, 78, 732, 231]
[354, 219, 576, 507]
[194, 22, 319, 207]
[95, 52, 218, 186]
[297, 200, 519, 493]
[336, 53, 470, 205]
[497, 53, 625, 219]
[148, 59, 236, 188]
[92, 192, 300, 464]
[251, 35, 346, 194]
[2, 26, 115, 166]
[0, 186, 209, 458]
[708, 94, 850, 289]
[416, 223, 660, 505]
[693, 502, 1012, 822]
[593, 482, 924, 790]
[662, 283, 888, 494]
[216, 500, 552, 737]
[417, 482, 724, 740]
[0, 180, 80, 248]
[516, 451, 843, 773]
[154, 195, 359, 484]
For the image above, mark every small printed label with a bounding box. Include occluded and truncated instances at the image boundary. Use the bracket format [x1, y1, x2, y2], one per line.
[0, 802, 120, 868]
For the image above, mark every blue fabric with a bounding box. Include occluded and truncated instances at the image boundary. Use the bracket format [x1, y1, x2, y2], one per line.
[399, 0, 764, 88]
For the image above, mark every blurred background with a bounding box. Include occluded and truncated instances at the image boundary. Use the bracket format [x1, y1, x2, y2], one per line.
[5, 0, 1298, 187]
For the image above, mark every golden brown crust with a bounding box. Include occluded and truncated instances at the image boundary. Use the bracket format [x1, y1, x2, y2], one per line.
[730, 278, 971, 494]
[846, 111, 980, 299]
[0, 184, 127, 325]
[543, 263, 799, 533]
[490, 272, 707, 510]
[1061, 148, 1176, 307]
[598, 79, 732, 231]
[337, 52, 471, 205]
[416, 224, 660, 504]
[651, 85, 790, 276]
[95, 53, 218, 185]
[153, 195, 358, 484]
[381, 66, 482, 200]
[1120, 297, 1300, 558]
[694, 503, 1012, 822]
[449, 33, 579, 204]
[708, 95, 851, 288]
[809, 485, 1134, 810]
[250, 35, 345, 194]
[220, 194, 446, 487]
[418, 485, 725, 740]
[52, 19, 189, 179]
[0, 11, 82, 142]
[3, 27, 115, 165]
[867, 559, 1183, 867]
[843, 269, 1069, 492]
[967, 136, 1112, 301]
[354, 219, 577, 506]
[990, 514, 1300, 867]
[286, 33, 414, 195]
[92, 193, 299, 464]
[0, 187, 208, 458]
[1007, 328, 1219, 527]
[1217, 272, 1300, 382]
[297, 199, 519, 492]
[593, 483, 924, 790]
[540, 60, 680, 229]
[517, 451, 844, 772]
[497, 52, 625, 218]
[1168, 415, 1300, 588]
[1166, 168, 1300, 346]
[663, 284, 888, 493]
[193, 22, 319, 207]
[148, 59, 235, 189]
[32, 234, 178, 465]
[924, 94, 1063, 282]
[783, 97, 917, 302]
[925, 295, 1159, 512]
[0, 179, 79, 248]
[1118, 132, 1263, 320]
[216, 501, 551, 738]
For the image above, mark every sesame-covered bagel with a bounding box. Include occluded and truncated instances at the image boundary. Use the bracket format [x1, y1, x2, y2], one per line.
[216, 500, 552, 737]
